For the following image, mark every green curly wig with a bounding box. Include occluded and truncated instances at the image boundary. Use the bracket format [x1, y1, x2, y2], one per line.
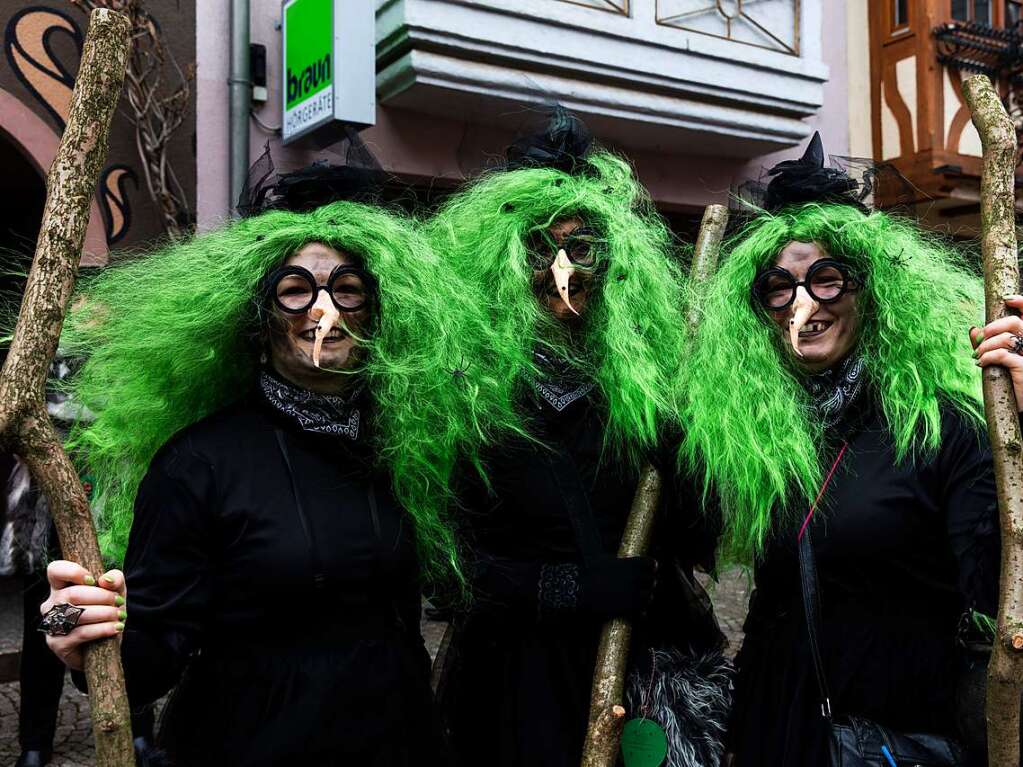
[680, 202, 984, 564]
[424, 150, 688, 467]
[62, 201, 507, 585]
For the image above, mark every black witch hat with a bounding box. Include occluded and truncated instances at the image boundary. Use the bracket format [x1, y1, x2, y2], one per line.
[738, 131, 914, 214]
[237, 127, 390, 217]
[763, 132, 864, 212]
[504, 106, 594, 174]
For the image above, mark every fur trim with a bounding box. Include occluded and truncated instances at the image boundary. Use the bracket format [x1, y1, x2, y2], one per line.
[1, 457, 51, 575]
[625, 648, 733, 767]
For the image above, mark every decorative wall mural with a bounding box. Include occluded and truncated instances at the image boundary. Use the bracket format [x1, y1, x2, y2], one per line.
[99, 164, 137, 245]
[3, 6, 82, 131]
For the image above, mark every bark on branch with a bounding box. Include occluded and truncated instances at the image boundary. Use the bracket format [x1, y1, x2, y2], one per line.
[580, 204, 730, 767]
[962, 73, 1023, 767]
[0, 9, 134, 766]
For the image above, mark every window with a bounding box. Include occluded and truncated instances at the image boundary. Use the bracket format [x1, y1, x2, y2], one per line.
[1008, 0, 1023, 25]
[657, 0, 800, 55]
[555, 0, 628, 12]
[952, 0, 992, 22]
[893, 0, 909, 26]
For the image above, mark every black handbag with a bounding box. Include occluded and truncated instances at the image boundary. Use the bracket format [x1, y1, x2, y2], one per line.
[799, 526, 966, 766]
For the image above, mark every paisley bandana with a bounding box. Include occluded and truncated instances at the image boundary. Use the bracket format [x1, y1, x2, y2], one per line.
[804, 354, 866, 429]
[532, 351, 595, 412]
[259, 371, 362, 439]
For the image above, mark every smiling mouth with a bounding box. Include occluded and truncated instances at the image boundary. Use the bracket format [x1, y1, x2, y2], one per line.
[798, 320, 832, 337]
[299, 328, 347, 344]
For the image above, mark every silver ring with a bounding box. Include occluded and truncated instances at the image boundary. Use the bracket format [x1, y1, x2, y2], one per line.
[1011, 334, 1023, 356]
[38, 603, 85, 637]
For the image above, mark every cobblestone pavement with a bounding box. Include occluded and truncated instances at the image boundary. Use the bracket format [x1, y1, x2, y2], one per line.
[1, 578, 21, 657]
[0, 678, 94, 766]
[0, 569, 752, 765]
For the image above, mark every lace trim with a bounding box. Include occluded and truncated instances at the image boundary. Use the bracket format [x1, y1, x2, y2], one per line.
[534, 379, 596, 412]
[538, 562, 580, 615]
[531, 351, 595, 412]
[259, 371, 362, 440]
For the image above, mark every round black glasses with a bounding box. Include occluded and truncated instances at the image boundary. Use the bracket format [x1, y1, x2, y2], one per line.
[525, 226, 602, 272]
[269, 265, 374, 314]
[752, 259, 860, 311]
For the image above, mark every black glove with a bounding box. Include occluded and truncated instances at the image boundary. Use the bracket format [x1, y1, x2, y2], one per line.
[538, 556, 657, 621]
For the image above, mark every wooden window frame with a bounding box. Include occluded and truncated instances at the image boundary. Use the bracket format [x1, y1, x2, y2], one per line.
[890, 0, 912, 34]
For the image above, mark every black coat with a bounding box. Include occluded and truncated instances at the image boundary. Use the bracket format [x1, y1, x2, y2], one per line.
[728, 396, 1000, 766]
[99, 391, 445, 766]
[439, 392, 722, 767]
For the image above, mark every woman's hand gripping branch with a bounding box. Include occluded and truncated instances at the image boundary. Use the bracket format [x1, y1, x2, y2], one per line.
[41, 560, 127, 671]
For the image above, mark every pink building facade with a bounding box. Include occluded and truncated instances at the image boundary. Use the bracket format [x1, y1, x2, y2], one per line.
[196, 0, 854, 231]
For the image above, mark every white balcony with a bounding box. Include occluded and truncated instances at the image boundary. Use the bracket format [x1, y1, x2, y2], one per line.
[376, 0, 829, 158]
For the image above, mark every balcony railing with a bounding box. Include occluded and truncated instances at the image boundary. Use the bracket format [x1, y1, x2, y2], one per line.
[933, 20, 1023, 164]
[933, 20, 1021, 77]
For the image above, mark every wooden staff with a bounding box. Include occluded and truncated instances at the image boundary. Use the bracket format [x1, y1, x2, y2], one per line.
[962, 73, 1023, 767]
[581, 203, 730, 767]
[0, 9, 134, 766]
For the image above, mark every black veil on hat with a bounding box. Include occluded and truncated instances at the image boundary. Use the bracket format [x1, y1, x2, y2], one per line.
[237, 126, 391, 217]
[504, 106, 594, 174]
[736, 131, 917, 214]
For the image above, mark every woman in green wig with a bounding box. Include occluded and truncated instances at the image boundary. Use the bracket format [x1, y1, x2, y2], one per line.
[682, 134, 1001, 766]
[36, 160, 488, 766]
[427, 111, 729, 767]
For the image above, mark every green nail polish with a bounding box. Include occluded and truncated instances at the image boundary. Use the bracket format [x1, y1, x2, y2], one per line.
[115, 622, 125, 632]
[114, 595, 125, 607]
[973, 348, 981, 358]
[83, 575, 96, 586]
[102, 575, 116, 584]
[118, 609, 127, 621]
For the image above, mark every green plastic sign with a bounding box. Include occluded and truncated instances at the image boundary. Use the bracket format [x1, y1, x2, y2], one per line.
[620, 718, 668, 767]
[282, 0, 335, 140]
[285, 0, 332, 110]
[281, 0, 375, 142]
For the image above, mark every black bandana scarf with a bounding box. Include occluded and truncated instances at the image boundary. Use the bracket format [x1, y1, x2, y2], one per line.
[532, 351, 595, 412]
[804, 354, 867, 429]
[259, 371, 362, 439]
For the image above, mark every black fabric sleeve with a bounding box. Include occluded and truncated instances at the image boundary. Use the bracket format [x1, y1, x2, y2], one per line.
[654, 437, 721, 576]
[466, 551, 547, 618]
[116, 439, 219, 705]
[937, 409, 1001, 618]
[449, 465, 568, 621]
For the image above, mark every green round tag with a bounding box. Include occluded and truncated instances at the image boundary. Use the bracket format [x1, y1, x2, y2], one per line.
[620, 717, 668, 767]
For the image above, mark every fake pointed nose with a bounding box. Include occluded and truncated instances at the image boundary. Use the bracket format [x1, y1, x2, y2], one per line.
[788, 285, 820, 358]
[309, 291, 341, 368]
[550, 248, 579, 316]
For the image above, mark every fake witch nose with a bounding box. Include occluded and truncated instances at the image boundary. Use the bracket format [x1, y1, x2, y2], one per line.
[788, 285, 820, 358]
[309, 290, 340, 368]
[550, 248, 579, 315]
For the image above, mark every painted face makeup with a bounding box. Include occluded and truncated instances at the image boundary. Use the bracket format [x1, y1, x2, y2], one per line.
[528, 216, 599, 322]
[753, 241, 860, 372]
[266, 242, 373, 393]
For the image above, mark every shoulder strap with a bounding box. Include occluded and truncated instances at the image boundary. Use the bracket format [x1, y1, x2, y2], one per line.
[798, 529, 833, 720]
[797, 441, 848, 721]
